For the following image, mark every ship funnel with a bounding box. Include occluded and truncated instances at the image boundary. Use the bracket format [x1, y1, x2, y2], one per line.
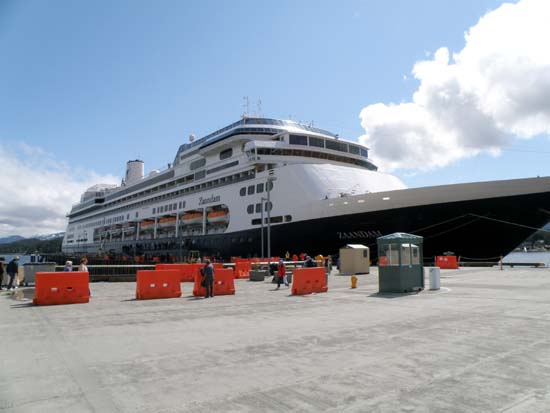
[126, 159, 144, 185]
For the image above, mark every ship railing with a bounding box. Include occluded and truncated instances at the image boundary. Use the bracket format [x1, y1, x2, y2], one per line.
[55, 264, 155, 281]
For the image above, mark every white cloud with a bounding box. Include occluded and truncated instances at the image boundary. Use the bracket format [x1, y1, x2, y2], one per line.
[359, 0, 550, 172]
[0, 143, 119, 238]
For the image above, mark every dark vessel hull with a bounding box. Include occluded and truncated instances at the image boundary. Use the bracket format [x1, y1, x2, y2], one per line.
[67, 191, 550, 262]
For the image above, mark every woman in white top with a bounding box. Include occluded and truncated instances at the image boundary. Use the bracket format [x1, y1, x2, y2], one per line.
[78, 257, 88, 272]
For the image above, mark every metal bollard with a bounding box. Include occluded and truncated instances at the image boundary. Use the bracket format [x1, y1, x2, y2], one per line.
[429, 267, 440, 290]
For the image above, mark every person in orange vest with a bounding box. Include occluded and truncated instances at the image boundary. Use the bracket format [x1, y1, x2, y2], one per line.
[299, 252, 306, 261]
[276, 259, 288, 289]
[292, 254, 298, 262]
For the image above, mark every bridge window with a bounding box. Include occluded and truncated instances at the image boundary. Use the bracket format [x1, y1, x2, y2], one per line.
[289, 134, 307, 146]
[309, 137, 324, 148]
[240, 187, 246, 196]
[349, 145, 360, 155]
[326, 140, 348, 153]
[247, 185, 255, 195]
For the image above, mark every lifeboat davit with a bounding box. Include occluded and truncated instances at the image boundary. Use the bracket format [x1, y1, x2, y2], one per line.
[159, 216, 177, 228]
[207, 210, 229, 223]
[182, 212, 203, 225]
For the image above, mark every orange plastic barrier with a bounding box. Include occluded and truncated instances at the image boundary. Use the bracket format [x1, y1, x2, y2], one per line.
[33, 271, 90, 306]
[235, 261, 251, 279]
[156, 263, 201, 282]
[193, 268, 235, 297]
[291, 267, 328, 295]
[435, 256, 459, 269]
[213, 263, 224, 270]
[136, 270, 181, 300]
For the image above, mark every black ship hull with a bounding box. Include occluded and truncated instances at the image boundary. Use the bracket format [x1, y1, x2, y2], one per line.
[66, 191, 550, 262]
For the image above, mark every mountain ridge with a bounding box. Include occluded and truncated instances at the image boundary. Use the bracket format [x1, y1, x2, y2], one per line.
[0, 232, 65, 244]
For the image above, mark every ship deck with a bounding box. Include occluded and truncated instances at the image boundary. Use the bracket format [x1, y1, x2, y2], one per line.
[3, 267, 550, 411]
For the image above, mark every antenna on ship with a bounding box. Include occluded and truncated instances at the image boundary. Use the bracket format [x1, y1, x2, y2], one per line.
[256, 99, 263, 118]
[242, 96, 250, 118]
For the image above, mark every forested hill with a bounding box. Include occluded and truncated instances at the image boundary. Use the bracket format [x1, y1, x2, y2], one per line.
[0, 237, 63, 253]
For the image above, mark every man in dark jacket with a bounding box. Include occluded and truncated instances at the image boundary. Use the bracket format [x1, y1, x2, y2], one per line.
[0, 258, 5, 289]
[202, 259, 214, 298]
[304, 256, 316, 268]
[6, 256, 19, 290]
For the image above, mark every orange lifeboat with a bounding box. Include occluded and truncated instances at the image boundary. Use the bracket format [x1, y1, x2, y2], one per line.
[182, 212, 203, 225]
[207, 210, 229, 223]
[140, 219, 155, 231]
[159, 216, 177, 228]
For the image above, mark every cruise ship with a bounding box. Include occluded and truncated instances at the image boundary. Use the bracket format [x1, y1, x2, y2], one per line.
[62, 117, 550, 260]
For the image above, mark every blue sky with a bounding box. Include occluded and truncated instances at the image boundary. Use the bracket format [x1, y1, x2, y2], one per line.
[1, 0, 549, 236]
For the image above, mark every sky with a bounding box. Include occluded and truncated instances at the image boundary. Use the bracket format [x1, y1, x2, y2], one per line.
[1, 0, 550, 237]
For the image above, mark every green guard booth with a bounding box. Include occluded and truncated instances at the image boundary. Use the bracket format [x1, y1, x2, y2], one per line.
[377, 233, 424, 293]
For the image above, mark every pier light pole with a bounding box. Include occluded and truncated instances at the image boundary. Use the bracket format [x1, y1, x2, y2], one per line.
[266, 171, 277, 271]
[260, 197, 267, 261]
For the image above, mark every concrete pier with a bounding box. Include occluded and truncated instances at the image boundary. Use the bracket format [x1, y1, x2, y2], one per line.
[2, 267, 550, 411]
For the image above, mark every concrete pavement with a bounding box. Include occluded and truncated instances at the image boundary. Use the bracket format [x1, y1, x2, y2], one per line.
[2, 267, 550, 412]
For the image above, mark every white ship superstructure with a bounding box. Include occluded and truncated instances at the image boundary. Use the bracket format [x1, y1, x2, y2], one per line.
[63, 117, 403, 255]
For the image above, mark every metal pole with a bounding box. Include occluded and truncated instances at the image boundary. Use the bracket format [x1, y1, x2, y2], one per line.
[260, 202, 264, 260]
[267, 181, 271, 270]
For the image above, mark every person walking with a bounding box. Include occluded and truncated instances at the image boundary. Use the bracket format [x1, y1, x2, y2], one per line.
[6, 256, 19, 291]
[63, 261, 73, 272]
[276, 259, 288, 289]
[202, 259, 214, 298]
[0, 258, 5, 290]
[78, 257, 89, 272]
[305, 256, 316, 268]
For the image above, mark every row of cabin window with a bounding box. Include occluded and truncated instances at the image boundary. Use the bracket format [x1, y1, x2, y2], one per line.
[246, 202, 273, 214]
[251, 215, 292, 225]
[254, 148, 376, 171]
[71, 169, 255, 227]
[152, 201, 187, 215]
[289, 134, 368, 157]
[239, 181, 274, 196]
[189, 148, 234, 171]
